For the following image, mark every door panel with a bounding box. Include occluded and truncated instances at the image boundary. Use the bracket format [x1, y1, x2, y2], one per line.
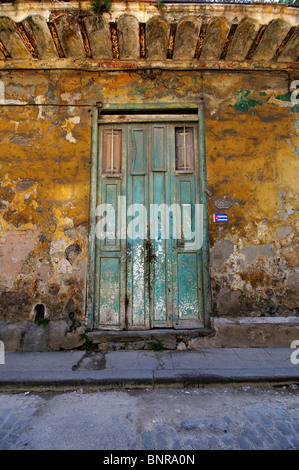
[131, 128, 146, 175]
[152, 125, 167, 171]
[100, 180, 121, 251]
[177, 252, 199, 320]
[99, 256, 121, 326]
[127, 125, 150, 329]
[102, 129, 122, 175]
[150, 171, 171, 327]
[94, 125, 126, 329]
[149, 124, 172, 327]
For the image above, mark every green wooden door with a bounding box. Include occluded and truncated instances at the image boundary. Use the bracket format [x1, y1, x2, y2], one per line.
[94, 119, 204, 330]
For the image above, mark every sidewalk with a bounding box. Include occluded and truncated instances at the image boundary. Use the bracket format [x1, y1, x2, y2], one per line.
[0, 348, 298, 391]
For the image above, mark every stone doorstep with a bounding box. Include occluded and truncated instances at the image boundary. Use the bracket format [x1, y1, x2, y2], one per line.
[88, 327, 213, 344]
[87, 318, 299, 351]
[88, 316, 299, 343]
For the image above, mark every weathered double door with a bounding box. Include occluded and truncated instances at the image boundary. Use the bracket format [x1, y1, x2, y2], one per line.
[94, 118, 204, 330]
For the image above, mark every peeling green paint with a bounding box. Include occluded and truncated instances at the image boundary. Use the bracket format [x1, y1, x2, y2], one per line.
[232, 90, 262, 113]
[276, 92, 292, 102]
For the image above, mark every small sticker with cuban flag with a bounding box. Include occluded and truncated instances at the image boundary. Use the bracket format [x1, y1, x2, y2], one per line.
[213, 214, 228, 223]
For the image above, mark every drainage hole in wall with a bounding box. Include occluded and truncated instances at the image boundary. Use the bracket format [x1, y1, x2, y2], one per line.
[34, 304, 45, 322]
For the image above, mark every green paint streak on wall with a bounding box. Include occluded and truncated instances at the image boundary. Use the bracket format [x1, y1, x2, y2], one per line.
[276, 92, 299, 113]
[129, 86, 152, 99]
[232, 90, 262, 113]
[276, 92, 292, 102]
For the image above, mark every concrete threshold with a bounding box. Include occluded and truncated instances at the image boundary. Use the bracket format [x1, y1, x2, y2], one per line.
[89, 327, 212, 337]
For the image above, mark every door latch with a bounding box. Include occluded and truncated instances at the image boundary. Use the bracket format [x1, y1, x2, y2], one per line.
[145, 240, 156, 262]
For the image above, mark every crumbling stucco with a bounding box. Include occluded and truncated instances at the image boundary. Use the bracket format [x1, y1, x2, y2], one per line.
[0, 66, 297, 339]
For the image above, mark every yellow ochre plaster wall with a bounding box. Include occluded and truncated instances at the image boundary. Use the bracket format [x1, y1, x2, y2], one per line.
[0, 69, 298, 327]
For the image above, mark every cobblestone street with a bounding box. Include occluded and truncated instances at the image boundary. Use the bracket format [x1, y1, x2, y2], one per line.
[0, 385, 298, 450]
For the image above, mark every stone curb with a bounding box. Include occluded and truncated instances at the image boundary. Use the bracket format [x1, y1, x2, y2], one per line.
[0, 367, 299, 392]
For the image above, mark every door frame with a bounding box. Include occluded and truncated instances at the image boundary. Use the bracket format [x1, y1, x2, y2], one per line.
[87, 99, 211, 330]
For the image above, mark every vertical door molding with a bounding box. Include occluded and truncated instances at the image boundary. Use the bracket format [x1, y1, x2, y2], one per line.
[198, 95, 212, 329]
[87, 105, 99, 329]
